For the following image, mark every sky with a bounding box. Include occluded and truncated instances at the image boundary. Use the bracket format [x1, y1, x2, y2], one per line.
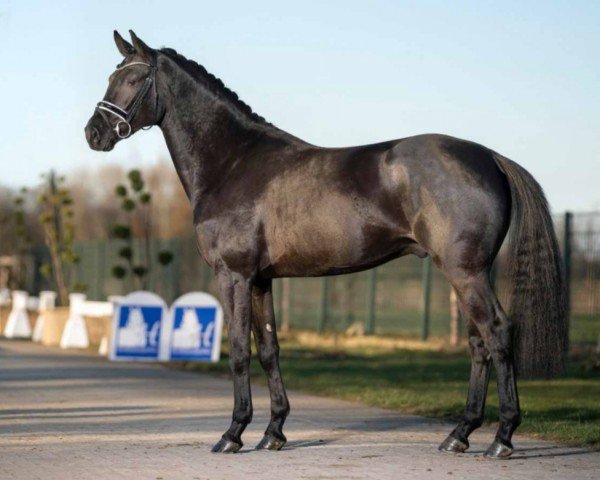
[0, 0, 598, 212]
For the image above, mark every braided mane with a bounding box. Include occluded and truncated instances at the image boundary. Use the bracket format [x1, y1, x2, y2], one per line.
[159, 47, 267, 124]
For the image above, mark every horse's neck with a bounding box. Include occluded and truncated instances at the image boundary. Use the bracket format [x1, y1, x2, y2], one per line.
[160, 113, 262, 204]
[157, 62, 272, 204]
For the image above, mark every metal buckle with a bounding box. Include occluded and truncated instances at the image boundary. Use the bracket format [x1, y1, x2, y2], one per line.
[115, 121, 132, 139]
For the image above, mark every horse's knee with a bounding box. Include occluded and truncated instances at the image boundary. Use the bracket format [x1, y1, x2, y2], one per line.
[258, 344, 279, 371]
[229, 352, 251, 376]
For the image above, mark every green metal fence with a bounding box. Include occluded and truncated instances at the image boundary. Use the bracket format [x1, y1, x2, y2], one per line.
[32, 211, 598, 346]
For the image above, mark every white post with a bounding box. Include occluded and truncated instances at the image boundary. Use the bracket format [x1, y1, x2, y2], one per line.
[99, 296, 123, 356]
[4, 290, 32, 338]
[0, 288, 11, 307]
[0, 289, 10, 331]
[32, 291, 57, 343]
[60, 293, 89, 349]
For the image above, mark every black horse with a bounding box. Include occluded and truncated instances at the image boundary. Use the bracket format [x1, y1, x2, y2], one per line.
[85, 31, 567, 458]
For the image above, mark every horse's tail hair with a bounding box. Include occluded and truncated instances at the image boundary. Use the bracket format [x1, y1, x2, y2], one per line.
[494, 154, 568, 378]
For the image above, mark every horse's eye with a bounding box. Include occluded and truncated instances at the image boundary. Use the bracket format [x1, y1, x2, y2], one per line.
[127, 79, 137, 86]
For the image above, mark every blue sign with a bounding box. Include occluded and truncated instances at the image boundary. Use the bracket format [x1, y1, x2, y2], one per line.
[165, 292, 223, 362]
[170, 306, 217, 360]
[110, 292, 167, 362]
[115, 305, 162, 357]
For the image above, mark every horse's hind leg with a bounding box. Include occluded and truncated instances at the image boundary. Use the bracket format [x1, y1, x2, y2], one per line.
[442, 272, 521, 459]
[439, 320, 491, 453]
[251, 279, 290, 450]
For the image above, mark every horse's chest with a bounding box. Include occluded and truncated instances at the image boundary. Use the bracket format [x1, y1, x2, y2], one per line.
[195, 213, 261, 274]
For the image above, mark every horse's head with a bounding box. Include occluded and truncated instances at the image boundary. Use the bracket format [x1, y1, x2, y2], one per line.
[85, 31, 161, 151]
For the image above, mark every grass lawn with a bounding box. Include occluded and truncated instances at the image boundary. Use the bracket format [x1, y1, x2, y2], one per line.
[183, 336, 600, 450]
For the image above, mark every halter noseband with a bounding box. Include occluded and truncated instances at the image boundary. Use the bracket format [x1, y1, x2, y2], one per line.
[96, 61, 156, 139]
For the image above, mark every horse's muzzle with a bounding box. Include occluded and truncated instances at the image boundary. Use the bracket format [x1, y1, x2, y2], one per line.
[85, 114, 116, 152]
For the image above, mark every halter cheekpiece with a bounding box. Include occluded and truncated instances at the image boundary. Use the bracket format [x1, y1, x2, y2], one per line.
[96, 61, 156, 139]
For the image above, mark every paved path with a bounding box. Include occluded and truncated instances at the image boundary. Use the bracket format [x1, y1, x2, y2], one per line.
[0, 340, 598, 480]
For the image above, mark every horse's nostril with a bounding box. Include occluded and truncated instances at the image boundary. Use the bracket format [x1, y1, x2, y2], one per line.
[85, 125, 101, 146]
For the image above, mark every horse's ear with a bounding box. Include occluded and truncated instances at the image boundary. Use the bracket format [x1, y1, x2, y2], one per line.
[129, 30, 154, 62]
[114, 30, 134, 57]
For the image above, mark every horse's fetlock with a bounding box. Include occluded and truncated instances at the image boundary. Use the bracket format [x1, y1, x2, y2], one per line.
[272, 402, 290, 419]
[499, 406, 521, 426]
[234, 406, 253, 425]
[464, 413, 484, 429]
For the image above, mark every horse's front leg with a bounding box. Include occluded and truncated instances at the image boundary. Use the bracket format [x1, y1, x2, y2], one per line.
[211, 270, 253, 453]
[251, 278, 290, 450]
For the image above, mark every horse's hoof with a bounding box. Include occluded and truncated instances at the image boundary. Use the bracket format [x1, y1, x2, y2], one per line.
[211, 437, 242, 453]
[483, 439, 513, 459]
[438, 435, 469, 453]
[255, 433, 286, 451]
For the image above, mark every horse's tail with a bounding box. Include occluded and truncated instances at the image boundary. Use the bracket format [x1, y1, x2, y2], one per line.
[494, 154, 568, 378]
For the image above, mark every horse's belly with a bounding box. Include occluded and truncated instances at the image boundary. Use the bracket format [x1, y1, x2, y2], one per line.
[262, 193, 405, 277]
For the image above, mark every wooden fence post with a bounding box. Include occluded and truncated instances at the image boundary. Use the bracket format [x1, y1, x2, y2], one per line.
[280, 278, 291, 334]
[318, 277, 328, 333]
[421, 256, 432, 341]
[449, 288, 460, 346]
[366, 268, 377, 335]
[563, 211, 572, 314]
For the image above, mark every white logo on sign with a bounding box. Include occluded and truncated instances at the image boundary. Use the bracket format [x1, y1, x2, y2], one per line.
[172, 308, 201, 349]
[118, 308, 147, 348]
[203, 321, 214, 348]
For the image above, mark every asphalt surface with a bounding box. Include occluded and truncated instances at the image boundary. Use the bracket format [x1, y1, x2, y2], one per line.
[0, 340, 598, 479]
